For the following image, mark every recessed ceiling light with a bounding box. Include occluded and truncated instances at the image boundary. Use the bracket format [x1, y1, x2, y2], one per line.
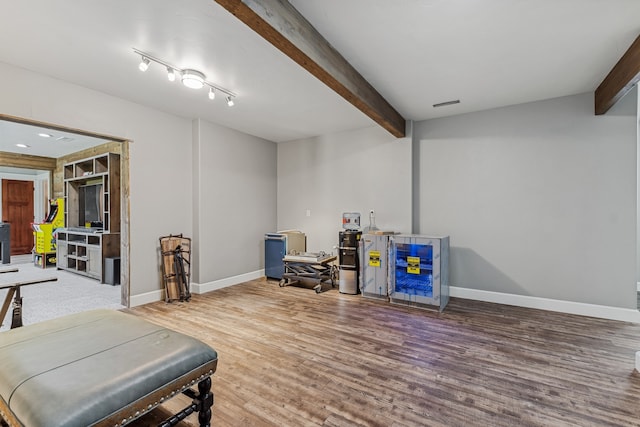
[38, 133, 53, 138]
[16, 143, 30, 148]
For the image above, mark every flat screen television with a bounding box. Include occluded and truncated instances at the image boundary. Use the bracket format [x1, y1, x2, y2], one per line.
[79, 183, 103, 228]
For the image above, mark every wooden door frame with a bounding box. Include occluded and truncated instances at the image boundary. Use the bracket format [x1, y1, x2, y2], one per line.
[0, 114, 131, 307]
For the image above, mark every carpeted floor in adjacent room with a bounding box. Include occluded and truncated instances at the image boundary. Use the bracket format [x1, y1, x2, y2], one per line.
[0, 255, 124, 331]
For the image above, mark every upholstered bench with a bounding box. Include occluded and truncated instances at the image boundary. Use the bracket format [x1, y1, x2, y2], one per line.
[0, 309, 218, 427]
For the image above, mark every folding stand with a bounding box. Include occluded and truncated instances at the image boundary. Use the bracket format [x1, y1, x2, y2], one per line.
[159, 234, 192, 302]
[279, 252, 338, 293]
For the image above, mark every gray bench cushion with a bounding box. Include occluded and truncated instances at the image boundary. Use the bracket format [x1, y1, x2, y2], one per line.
[0, 309, 218, 427]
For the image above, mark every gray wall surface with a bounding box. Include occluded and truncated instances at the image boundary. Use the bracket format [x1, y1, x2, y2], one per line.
[0, 62, 194, 298]
[277, 125, 412, 253]
[194, 119, 277, 282]
[276, 92, 638, 309]
[1, 59, 637, 311]
[0, 61, 276, 300]
[414, 92, 637, 308]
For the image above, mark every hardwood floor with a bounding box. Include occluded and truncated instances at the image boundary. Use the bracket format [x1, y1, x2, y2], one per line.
[127, 279, 640, 427]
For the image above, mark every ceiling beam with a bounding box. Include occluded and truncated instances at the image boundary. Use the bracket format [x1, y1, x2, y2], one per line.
[0, 151, 57, 171]
[595, 33, 640, 115]
[214, 0, 406, 138]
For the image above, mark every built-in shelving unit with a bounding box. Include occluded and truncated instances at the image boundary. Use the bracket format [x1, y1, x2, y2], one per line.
[63, 153, 120, 232]
[56, 230, 120, 282]
[58, 153, 121, 283]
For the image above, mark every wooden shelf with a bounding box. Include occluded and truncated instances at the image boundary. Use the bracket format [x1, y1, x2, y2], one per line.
[63, 153, 120, 233]
[57, 229, 120, 283]
[59, 152, 121, 283]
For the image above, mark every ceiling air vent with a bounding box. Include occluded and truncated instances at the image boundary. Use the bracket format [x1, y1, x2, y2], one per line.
[55, 136, 74, 142]
[433, 100, 460, 108]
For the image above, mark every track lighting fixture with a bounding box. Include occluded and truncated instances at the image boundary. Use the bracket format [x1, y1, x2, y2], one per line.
[133, 48, 237, 106]
[138, 57, 150, 72]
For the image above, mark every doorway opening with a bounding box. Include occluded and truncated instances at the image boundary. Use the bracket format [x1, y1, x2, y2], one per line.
[0, 114, 130, 308]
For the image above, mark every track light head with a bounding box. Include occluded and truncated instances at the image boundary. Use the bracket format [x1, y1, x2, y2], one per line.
[139, 57, 150, 72]
[226, 96, 235, 107]
[167, 67, 176, 82]
[208, 87, 216, 100]
[181, 69, 205, 89]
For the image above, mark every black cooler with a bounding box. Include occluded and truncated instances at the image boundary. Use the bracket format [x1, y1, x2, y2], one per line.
[338, 230, 361, 294]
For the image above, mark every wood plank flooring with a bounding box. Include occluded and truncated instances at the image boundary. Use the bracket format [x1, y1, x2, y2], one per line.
[127, 279, 640, 427]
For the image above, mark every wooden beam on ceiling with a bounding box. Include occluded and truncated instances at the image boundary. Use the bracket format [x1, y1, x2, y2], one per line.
[595, 33, 640, 115]
[0, 151, 57, 171]
[214, 0, 406, 138]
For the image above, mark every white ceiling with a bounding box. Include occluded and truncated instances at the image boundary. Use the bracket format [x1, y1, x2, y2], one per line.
[0, 120, 114, 159]
[0, 0, 638, 157]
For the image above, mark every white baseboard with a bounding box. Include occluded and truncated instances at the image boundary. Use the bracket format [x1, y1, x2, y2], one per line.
[450, 286, 640, 324]
[129, 269, 265, 307]
[131, 278, 640, 323]
[191, 269, 264, 294]
[129, 289, 164, 307]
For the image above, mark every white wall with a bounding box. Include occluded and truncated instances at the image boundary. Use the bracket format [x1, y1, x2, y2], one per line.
[0, 62, 192, 297]
[277, 125, 411, 253]
[414, 92, 637, 309]
[193, 119, 277, 284]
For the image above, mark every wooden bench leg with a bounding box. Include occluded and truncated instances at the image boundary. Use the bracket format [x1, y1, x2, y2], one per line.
[197, 377, 213, 427]
[159, 376, 213, 427]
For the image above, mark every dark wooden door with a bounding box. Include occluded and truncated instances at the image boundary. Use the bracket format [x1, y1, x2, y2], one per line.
[2, 179, 34, 255]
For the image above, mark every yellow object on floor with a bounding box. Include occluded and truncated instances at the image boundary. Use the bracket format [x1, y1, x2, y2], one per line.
[33, 198, 64, 254]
